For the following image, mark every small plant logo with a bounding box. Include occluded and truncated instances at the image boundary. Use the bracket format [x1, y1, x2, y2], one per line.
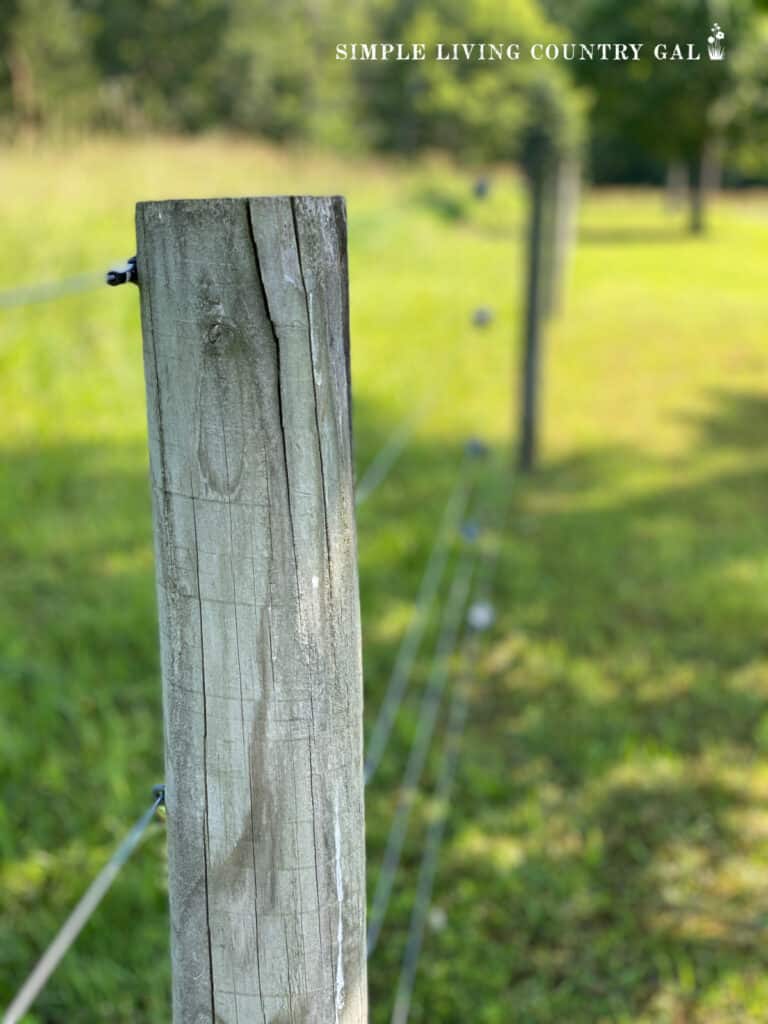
[707, 23, 725, 60]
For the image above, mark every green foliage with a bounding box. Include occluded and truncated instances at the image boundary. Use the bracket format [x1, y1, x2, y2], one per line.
[0, 0, 365, 142]
[3, 0, 97, 130]
[83, 0, 235, 131]
[0, 0, 588, 170]
[355, 0, 587, 167]
[222, 0, 367, 146]
[716, 14, 768, 180]
[2, 0, 768, 184]
[554, 0, 760, 168]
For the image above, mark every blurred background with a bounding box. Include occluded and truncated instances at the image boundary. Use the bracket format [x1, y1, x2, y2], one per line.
[2, 1, 768, 1021]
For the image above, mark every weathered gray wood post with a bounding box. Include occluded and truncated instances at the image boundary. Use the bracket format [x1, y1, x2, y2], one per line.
[548, 156, 581, 319]
[519, 165, 546, 473]
[136, 196, 368, 1024]
[538, 160, 559, 325]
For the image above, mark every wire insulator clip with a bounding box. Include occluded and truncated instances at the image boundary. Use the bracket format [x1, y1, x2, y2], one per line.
[106, 257, 138, 287]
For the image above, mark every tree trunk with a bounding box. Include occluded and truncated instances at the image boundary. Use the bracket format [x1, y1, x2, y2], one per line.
[689, 155, 706, 235]
[665, 162, 687, 212]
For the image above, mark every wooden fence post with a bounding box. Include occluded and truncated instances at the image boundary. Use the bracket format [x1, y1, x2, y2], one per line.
[538, 161, 558, 325]
[519, 166, 546, 472]
[548, 156, 581, 319]
[136, 196, 368, 1024]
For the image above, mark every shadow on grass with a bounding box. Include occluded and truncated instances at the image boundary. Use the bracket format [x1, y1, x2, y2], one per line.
[578, 226, 690, 245]
[0, 393, 496, 1021]
[419, 388, 768, 1023]
[410, 186, 470, 223]
[2, 390, 768, 1022]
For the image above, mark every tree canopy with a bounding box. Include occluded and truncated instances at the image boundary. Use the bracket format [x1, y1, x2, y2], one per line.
[1, 0, 766, 186]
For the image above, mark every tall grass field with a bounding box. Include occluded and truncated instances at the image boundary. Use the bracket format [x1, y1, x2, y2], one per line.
[2, 137, 768, 1022]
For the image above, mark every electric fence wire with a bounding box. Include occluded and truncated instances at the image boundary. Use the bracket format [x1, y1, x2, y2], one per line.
[0, 257, 138, 311]
[364, 474, 471, 785]
[389, 541, 502, 1024]
[0, 271, 105, 309]
[2, 786, 166, 1024]
[366, 545, 476, 958]
[355, 396, 439, 508]
[390, 642, 471, 1024]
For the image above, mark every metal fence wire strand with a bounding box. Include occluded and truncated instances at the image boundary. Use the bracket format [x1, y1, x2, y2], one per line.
[3, 786, 165, 1024]
[0, 257, 138, 310]
[389, 556, 499, 1024]
[355, 396, 440, 508]
[0, 272, 105, 309]
[364, 475, 471, 785]
[366, 547, 476, 958]
[389, 652, 471, 1024]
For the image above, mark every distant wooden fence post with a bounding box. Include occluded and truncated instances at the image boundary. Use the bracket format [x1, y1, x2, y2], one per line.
[549, 156, 581, 318]
[136, 196, 368, 1024]
[538, 161, 558, 324]
[519, 165, 546, 472]
[519, 155, 581, 471]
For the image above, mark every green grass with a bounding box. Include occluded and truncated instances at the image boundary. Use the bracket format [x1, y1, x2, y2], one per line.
[2, 137, 768, 1023]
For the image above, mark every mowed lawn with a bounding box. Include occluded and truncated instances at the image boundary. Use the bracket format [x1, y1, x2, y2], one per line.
[2, 137, 768, 1023]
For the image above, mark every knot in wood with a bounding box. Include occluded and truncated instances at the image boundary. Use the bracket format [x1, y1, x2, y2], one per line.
[206, 317, 239, 349]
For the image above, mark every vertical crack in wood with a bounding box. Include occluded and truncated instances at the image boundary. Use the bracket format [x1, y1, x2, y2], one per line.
[190, 483, 217, 1024]
[239, 201, 275, 1024]
[246, 200, 303, 605]
[288, 196, 334, 1012]
[140, 230, 169, 500]
[247, 197, 327, 1018]
[290, 197, 345, 1013]
[290, 198, 335, 601]
[219, 214, 268, 1022]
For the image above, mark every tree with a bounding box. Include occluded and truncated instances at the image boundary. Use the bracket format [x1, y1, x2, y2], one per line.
[548, 0, 756, 232]
[351, 0, 587, 471]
[353, 0, 584, 161]
[223, 0, 367, 146]
[3, 0, 97, 132]
[82, 0, 234, 132]
[715, 12, 768, 182]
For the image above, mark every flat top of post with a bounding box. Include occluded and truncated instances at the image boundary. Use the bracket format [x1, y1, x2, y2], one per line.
[136, 195, 346, 211]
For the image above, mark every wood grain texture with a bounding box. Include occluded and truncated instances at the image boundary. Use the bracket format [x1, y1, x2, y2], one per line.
[136, 196, 367, 1024]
